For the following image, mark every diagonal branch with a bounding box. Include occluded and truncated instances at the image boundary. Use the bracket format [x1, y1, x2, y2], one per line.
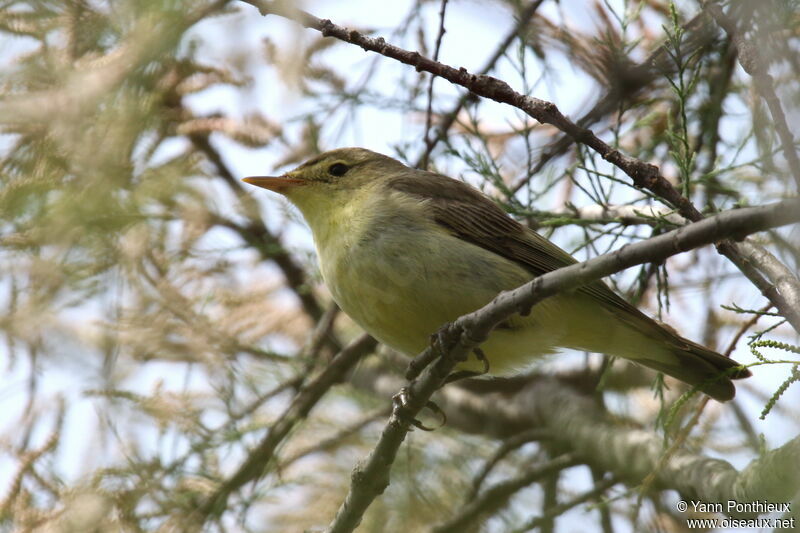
[327, 199, 800, 533]
[190, 133, 327, 323]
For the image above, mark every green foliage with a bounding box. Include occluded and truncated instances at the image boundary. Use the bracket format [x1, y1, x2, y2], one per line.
[749, 339, 800, 419]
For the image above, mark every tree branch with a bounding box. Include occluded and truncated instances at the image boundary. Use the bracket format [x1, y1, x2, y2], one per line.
[737, 240, 800, 321]
[436, 378, 800, 513]
[532, 204, 687, 227]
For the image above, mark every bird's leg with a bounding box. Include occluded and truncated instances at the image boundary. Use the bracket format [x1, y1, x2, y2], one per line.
[397, 326, 491, 430]
[396, 324, 464, 430]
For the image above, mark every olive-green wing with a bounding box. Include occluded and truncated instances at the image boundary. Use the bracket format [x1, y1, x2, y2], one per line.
[389, 172, 645, 319]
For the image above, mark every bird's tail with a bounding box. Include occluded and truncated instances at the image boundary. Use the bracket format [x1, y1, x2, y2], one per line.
[633, 337, 751, 402]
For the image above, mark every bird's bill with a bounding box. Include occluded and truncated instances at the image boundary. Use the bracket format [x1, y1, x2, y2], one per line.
[242, 175, 305, 193]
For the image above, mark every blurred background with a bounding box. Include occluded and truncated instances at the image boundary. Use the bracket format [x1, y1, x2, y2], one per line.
[0, 0, 798, 531]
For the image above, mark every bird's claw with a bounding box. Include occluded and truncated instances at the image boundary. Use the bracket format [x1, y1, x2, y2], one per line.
[391, 386, 446, 431]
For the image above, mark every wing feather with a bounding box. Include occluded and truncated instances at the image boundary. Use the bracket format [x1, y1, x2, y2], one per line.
[389, 172, 646, 320]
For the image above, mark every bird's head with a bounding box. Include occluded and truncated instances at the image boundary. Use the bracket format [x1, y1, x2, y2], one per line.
[243, 147, 406, 206]
[243, 147, 416, 246]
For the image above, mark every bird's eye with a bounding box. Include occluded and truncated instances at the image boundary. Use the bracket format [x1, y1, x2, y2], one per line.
[328, 163, 349, 177]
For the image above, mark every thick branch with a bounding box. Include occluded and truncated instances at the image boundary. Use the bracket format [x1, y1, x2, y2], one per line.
[737, 241, 800, 320]
[441, 378, 800, 511]
[718, 239, 800, 333]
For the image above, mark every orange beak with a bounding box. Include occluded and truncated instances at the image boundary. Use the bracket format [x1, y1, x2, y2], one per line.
[242, 175, 305, 194]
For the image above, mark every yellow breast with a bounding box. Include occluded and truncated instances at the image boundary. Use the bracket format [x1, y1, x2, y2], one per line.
[304, 185, 579, 373]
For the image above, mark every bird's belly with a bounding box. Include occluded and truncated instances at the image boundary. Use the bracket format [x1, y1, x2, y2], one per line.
[319, 227, 578, 374]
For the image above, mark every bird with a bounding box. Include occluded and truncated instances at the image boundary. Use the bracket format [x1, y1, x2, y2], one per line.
[243, 147, 750, 401]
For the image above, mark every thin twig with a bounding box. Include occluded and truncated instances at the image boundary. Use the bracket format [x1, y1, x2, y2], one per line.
[722, 304, 772, 452]
[190, 133, 327, 323]
[416, 0, 546, 168]
[635, 395, 710, 513]
[513, 476, 618, 533]
[420, 0, 449, 170]
[510, 9, 717, 193]
[278, 406, 391, 470]
[469, 428, 552, 499]
[430, 454, 580, 533]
